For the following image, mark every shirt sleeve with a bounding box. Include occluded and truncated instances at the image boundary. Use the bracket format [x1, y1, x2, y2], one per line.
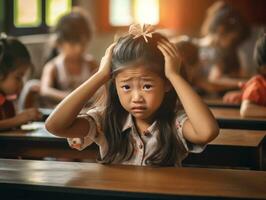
[67, 107, 103, 151]
[175, 110, 206, 153]
[242, 82, 264, 105]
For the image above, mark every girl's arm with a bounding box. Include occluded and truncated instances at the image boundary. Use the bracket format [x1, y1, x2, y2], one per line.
[40, 63, 69, 101]
[0, 108, 42, 129]
[240, 100, 266, 117]
[45, 43, 116, 138]
[157, 40, 219, 144]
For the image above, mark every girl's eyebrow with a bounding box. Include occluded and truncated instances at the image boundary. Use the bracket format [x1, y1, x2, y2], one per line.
[119, 76, 155, 82]
[141, 77, 155, 81]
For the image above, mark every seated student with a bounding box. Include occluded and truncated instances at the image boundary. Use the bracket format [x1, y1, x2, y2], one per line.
[173, 36, 237, 96]
[20, 8, 98, 109]
[196, 1, 250, 94]
[45, 24, 219, 166]
[0, 34, 42, 130]
[224, 34, 266, 117]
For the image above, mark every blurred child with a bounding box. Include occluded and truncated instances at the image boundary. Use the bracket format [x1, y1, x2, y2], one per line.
[0, 34, 42, 130]
[197, 1, 250, 93]
[19, 8, 98, 110]
[224, 34, 266, 117]
[40, 8, 98, 107]
[46, 24, 219, 166]
[173, 36, 237, 95]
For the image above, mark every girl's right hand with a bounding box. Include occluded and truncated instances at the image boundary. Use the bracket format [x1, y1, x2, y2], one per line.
[16, 108, 43, 124]
[98, 43, 116, 82]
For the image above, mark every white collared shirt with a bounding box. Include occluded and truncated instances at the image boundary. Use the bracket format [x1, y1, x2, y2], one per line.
[67, 107, 205, 166]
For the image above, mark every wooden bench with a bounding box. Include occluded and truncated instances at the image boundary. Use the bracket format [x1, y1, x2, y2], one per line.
[211, 108, 266, 130]
[0, 159, 265, 200]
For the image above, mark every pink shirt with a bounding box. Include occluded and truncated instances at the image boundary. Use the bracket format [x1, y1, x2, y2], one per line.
[67, 107, 205, 166]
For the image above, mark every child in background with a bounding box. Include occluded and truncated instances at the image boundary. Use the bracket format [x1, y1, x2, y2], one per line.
[173, 36, 236, 95]
[46, 24, 219, 166]
[19, 8, 98, 110]
[223, 34, 266, 117]
[0, 35, 42, 130]
[40, 8, 98, 106]
[197, 1, 250, 94]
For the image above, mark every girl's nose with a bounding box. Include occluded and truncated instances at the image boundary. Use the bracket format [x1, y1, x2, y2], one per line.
[132, 90, 144, 102]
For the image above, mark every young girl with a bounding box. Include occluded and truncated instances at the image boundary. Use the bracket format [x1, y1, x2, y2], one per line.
[197, 1, 250, 94]
[223, 34, 266, 117]
[0, 35, 42, 130]
[35, 8, 97, 108]
[46, 24, 219, 166]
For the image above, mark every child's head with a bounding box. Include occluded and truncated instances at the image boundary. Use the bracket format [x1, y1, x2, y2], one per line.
[111, 25, 175, 122]
[53, 8, 93, 58]
[173, 36, 199, 83]
[101, 24, 185, 166]
[254, 34, 266, 76]
[0, 35, 32, 95]
[201, 1, 249, 48]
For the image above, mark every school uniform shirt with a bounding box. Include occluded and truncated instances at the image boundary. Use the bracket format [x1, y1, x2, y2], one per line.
[242, 75, 266, 106]
[53, 54, 94, 91]
[67, 107, 205, 166]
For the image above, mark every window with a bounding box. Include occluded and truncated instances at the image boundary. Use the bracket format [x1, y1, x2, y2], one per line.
[109, 0, 159, 26]
[3, 0, 73, 36]
[46, 0, 72, 27]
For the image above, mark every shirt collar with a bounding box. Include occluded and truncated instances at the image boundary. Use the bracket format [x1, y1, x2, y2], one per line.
[122, 114, 158, 136]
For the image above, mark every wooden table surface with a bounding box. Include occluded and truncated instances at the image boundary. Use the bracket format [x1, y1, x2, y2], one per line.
[0, 159, 265, 200]
[0, 125, 265, 170]
[211, 108, 266, 130]
[211, 129, 266, 147]
[205, 98, 240, 108]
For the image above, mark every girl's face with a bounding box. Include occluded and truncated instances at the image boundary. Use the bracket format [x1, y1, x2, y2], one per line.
[115, 64, 169, 122]
[59, 40, 88, 58]
[0, 65, 28, 95]
[215, 31, 239, 48]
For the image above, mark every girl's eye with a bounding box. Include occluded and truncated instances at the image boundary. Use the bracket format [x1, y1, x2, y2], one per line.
[121, 85, 130, 91]
[143, 84, 153, 91]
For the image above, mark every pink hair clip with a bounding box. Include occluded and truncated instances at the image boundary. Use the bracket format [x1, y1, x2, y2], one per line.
[129, 24, 155, 43]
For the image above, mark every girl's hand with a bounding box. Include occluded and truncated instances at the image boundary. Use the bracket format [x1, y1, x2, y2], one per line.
[98, 42, 116, 82]
[223, 90, 242, 104]
[16, 108, 43, 124]
[157, 40, 181, 79]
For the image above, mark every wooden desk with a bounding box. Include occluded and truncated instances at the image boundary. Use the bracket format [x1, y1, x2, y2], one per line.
[211, 108, 266, 130]
[184, 129, 266, 170]
[0, 159, 265, 200]
[205, 98, 240, 108]
[0, 126, 98, 161]
[1, 127, 265, 171]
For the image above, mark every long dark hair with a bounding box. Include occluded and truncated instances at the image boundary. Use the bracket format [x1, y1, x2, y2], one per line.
[0, 35, 32, 78]
[99, 33, 186, 166]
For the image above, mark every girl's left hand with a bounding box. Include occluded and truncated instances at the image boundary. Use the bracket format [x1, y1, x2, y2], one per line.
[157, 40, 181, 79]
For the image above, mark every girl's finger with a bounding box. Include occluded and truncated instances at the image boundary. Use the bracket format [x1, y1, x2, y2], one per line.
[158, 41, 177, 58]
[160, 39, 178, 56]
[105, 42, 117, 55]
[158, 42, 174, 57]
[157, 44, 168, 57]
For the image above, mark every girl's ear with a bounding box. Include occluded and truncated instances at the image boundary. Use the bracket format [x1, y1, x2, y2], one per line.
[164, 80, 172, 92]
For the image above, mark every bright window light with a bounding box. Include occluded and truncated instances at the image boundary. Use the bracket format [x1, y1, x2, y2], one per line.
[109, 0, 133, 26]
[46, 0, 72, 27]
[14, 0, 41, 27]
[134, 0, 159, 25]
